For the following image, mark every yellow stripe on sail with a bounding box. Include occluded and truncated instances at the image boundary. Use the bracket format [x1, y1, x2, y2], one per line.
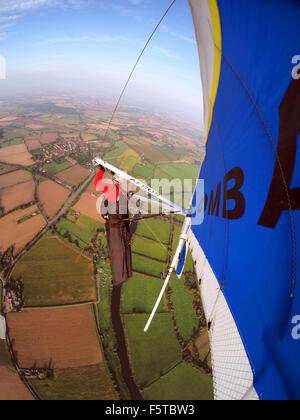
[204, 0, 222, 145]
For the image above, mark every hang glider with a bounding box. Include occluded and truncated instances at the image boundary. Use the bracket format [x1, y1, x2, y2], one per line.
[93, 157, 191, 291]
[94, 157, 188, 217]
[184, 0, 300, 401]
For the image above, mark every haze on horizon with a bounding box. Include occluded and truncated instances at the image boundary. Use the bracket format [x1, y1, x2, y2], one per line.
[0, 0, 204, 126]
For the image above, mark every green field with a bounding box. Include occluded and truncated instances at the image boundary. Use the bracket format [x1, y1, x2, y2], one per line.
[144, 362, 213, 400]
[104, 142, 139, 172]
[135, 218, 171, 245]
[132, 163, 154, 181]
[157, 163, 199, 185]
[29, 364, 117, 400]
[123, 313, 182, 386]
[132, 254, 165, 278]
[132, 235, 168, 262]
[170, 275, 199, 342]
[57, 214, 103, 246]
[11, 237, 94, 306]
[104, 141, 128, 159]
[3, 127, 31, 139]
[44, 160, 72, 175]
[122, 273, 168, 314]
[0, 138, 24, 149]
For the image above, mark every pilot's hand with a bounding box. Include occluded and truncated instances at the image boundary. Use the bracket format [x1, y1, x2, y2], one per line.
[98, 164, 106, 172]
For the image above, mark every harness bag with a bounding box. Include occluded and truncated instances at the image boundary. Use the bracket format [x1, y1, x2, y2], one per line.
[105, 206, 133, 287]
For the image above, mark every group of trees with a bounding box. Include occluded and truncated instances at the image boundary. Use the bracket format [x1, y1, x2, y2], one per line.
[5, 276, 25, 312]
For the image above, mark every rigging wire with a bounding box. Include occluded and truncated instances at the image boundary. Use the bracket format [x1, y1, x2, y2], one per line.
[103, 0, 177, 141]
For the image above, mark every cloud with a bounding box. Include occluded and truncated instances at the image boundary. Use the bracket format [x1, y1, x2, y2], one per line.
[98, 1, 142, 21]
[0, 23, 17, 31]
[0, 0, 88, 12]
[0, 14, 24, 22]
[0, 22, 18, 40]
[128, 0, 146, 5]
[36, 35, 131, 45]
[152, 46, 179, 59]
[160, 24, 196, 44]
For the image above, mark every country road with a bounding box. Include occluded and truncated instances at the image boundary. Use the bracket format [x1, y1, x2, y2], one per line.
[49, 171, 95, 226]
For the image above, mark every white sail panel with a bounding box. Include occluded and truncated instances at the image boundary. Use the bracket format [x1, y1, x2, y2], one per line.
[187, 228, 258, 400]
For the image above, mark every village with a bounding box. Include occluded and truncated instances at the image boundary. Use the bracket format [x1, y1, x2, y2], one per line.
[34, 136, 90, 166]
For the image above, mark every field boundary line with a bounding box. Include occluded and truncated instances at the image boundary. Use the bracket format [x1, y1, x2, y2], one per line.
[54, 235, 92, 262]
[134, 233, 170, 246]
[132, 250, 167, 264]
[23, 300, 96, 311]
[143, 360, 184, 390]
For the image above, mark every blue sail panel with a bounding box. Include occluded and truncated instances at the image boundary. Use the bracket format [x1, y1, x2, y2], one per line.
[191, 0, 300, 400]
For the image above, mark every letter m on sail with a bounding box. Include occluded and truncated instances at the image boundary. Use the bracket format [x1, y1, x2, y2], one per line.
[208, 183, 221, 216]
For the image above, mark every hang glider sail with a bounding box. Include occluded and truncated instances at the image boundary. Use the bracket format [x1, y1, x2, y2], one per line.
[173, 0, 299, 401]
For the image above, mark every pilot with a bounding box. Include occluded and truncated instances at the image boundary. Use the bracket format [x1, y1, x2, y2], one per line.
[94, 164, 132, 287]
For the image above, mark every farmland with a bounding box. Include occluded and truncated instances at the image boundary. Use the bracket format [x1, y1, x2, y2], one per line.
[55, 164, 90, 187]
[28, 364, 117, 400]
[25, 133, 41, 151]
[0, 163, 17, 175]
[0, 95, 208, 401]
[0, 144, 33, 166]
[0, 181, 35, 214]
[132, 254, 165, 278]
[72, 191, 104, 222]
[11, 237, 94, 306]
[40, 132, 58, 144]
[122, 273, 168, 314]
[57, 214, 103, 245]
[144, 362, 213, 400]
[7, 306, 102, 369]
[0, 205, 46, 254]
[170, 275, 199, 342]
[0, 169, 32, 189]
[121, 216, 212, 399]
[0, 169, 35, 214]
[135, 218, 172, 244]
[43, 160, 72, 175]
[0, 366, 34, 400]
[123, 313, 182, 386]
[37, 180, 70, 219]
[0, 340, 34, 401]
[131, 235, 168, 262]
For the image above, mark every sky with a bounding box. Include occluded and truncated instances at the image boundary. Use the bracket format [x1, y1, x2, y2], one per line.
[0, 0, 204, 125]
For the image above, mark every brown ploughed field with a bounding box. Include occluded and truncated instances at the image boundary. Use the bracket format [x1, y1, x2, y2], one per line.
[0, 144, 33, 167]
[0, 366, 34, 400]
[37, 179, 70, 218]
[73, 192, 104, 222]
[55, 164, 89, 187]
[0, 205, 46, 254]
[7, 306, 102, 369]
